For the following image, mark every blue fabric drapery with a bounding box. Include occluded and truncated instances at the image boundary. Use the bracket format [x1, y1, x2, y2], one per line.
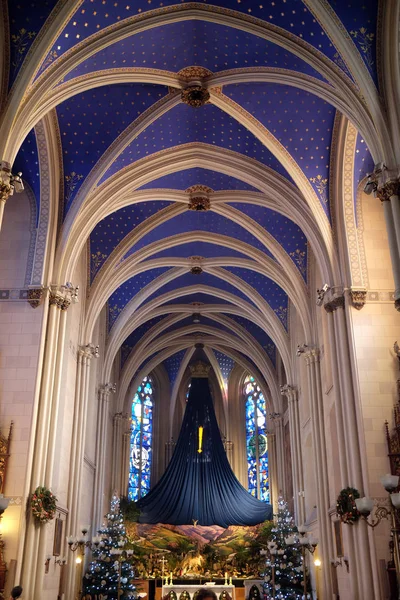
[138, 376, 272, 527]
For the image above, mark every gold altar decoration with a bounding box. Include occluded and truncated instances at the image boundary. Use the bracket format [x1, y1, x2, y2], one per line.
[189, 362, 211, 378]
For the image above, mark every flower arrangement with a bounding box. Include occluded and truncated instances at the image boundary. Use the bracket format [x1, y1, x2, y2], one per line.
[336, 487, 360, 524]
[31, 486, 57, 523]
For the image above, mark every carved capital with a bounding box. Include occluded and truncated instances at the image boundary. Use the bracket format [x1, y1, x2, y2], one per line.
[0, 161, 24, 202]
[0, 181, 12, 204]
[79, 343, 99, 359]
[49, 282, 79, 310]
[49, 291, 65, 309]
[27, 287, 44, 308]
[269, 412, 281, 422]
[100, 382, 117, 396]
[395, 298, 400, 312]
[376, 179, 400, 202]
[297, 344, 320, 363]
[350, 288, 367, 310]
[324, 295, 345, 313]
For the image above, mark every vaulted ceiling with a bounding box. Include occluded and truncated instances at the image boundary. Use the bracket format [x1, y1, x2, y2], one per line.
[7, 0, 378, 405]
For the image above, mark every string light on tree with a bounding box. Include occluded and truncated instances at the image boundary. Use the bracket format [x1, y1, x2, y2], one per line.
[83, 494, 137, 600]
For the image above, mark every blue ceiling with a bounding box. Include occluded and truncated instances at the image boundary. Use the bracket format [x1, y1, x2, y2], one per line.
[107, 267, 170, 330]
[353, 133, 374, 226]
[13, 128, 40, 224]
[150, 242, 251, 261]
[89, 200, 172, 282]
[120, 314, 167, 369]
[57, 83, 168, 215]
[123, 211, 276, 262]
[228, 203, 308, 279]
[225, 314, 277, 366]
[223, 267, 289, 329]
[138, 168, 259, 192]
[224, 83, 335, 219]
[37, 0, 358, 80]
[99, 103, 294, 185]
[61, 21, 329, 84]
[213, 350, 235, 385]
[142, 271, 258, 308]
[163, 349, 188, 387]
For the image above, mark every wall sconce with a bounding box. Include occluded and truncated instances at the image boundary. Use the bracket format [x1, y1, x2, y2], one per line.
[55, 557, 67, 566]
[331, 557, 349, 573]
[354, 474, 400, 528]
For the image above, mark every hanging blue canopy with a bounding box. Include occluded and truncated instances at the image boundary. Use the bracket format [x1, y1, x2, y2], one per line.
[138, 375, 272, 527]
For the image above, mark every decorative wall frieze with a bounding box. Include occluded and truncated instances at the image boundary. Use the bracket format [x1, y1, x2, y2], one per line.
[324, 294, 345, 313]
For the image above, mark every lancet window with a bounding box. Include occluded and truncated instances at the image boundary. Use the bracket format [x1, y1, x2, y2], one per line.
[244, 375, 269, 502]
[128, 376, 153, 501]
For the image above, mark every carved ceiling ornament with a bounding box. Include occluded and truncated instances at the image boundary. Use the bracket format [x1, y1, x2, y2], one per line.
[178, 66, 213, 80]
[181, 85, 210, 108]
[188, 195, 211, 211]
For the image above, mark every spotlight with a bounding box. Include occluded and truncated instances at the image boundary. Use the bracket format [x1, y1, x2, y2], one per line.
[316, 283, 330, 306]
[192, 313, 201, 324]
[363, 175, 378, 196]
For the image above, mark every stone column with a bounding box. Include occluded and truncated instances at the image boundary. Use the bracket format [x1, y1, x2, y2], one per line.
[270, 414, 286, 498]
[324, 294, 380, 600]
[0, 161, 24, 232]
[281, 385, 305, 523]
[19, 286, 74, 599]
[65, 342, 99, 600]
[112, 413, 125, 493]
[121, 428, 131, 496]
[266, 432, 278, 512]
[375, 175, 400, 309]
[297, 345, 334, 598]
[93, 383, 116, 530]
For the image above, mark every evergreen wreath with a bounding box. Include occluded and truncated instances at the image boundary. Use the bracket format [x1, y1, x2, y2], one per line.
[336, 487, 360, 524]
[31, 486, 57, 523]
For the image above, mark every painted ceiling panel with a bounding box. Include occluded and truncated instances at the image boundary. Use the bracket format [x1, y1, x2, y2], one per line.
[89, 200, 172, 282]
[327, 0, 378, 81]
[123, 211, 276, 261]
[107, 267, 171, 330]
[143, 271, 258, 308]
[62, 21, 329, 83]
[138, 168, 259, 192]
[8, 0, 59, 87]
[163, 349, 188, 387]
[39, 0, 349, 78]
[229, 203, 307, 280]
[150, 241, 250, 261]
[120, 314, 168, 369]
[213, 350, 235, 385]
[225, 314, 276, 366]
[224, 83, 335, 219]
[13, 128, 40, 224]
[99, 103, 294, 184]
[164, 293, 233, 306]
[57, 83, 168, 215]
[223, 266, 289, 329]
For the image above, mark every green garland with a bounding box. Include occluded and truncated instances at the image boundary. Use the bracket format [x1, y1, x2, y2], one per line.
[336, 487, 360, 524]
[31, 486, 57, 523]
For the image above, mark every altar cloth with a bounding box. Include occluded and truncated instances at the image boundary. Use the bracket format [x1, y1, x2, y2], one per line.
[162, 584, 235, 600]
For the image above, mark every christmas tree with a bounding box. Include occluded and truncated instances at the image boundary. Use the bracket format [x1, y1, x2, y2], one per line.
[262, 498, 307, 600]
[83, 494, 137, 599]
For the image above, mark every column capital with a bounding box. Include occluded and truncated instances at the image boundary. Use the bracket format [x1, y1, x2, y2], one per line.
[99, 382, 117, 396]
[49, 282, 79, 310]
[324, 294, 345, 313]
[78, 343, 99, 359]
[0, 161, 24, 205]
[376, 178, 400, 202]
[296, 344, 320, 363]
[280, 384, 298, 401]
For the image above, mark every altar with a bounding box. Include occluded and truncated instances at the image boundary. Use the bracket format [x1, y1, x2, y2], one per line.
[162, 584, 236, 600]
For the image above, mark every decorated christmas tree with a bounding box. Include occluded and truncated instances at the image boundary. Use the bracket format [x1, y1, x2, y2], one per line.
[262, 498, 306, 600]
[83, 494, 137, 599]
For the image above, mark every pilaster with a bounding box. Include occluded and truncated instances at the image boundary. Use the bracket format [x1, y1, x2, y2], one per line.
[269, 413, 286, 500]
[297, 344, 333, 598]
[266, 432, 278, 513]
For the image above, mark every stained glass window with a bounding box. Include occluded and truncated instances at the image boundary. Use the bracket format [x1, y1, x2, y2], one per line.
[244, 375, 269, 502]
[128, 376, 153, 501]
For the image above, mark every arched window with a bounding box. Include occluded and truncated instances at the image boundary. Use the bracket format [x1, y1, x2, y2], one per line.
[128, 376, 153, 501]
[244, 375, 269, 502]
